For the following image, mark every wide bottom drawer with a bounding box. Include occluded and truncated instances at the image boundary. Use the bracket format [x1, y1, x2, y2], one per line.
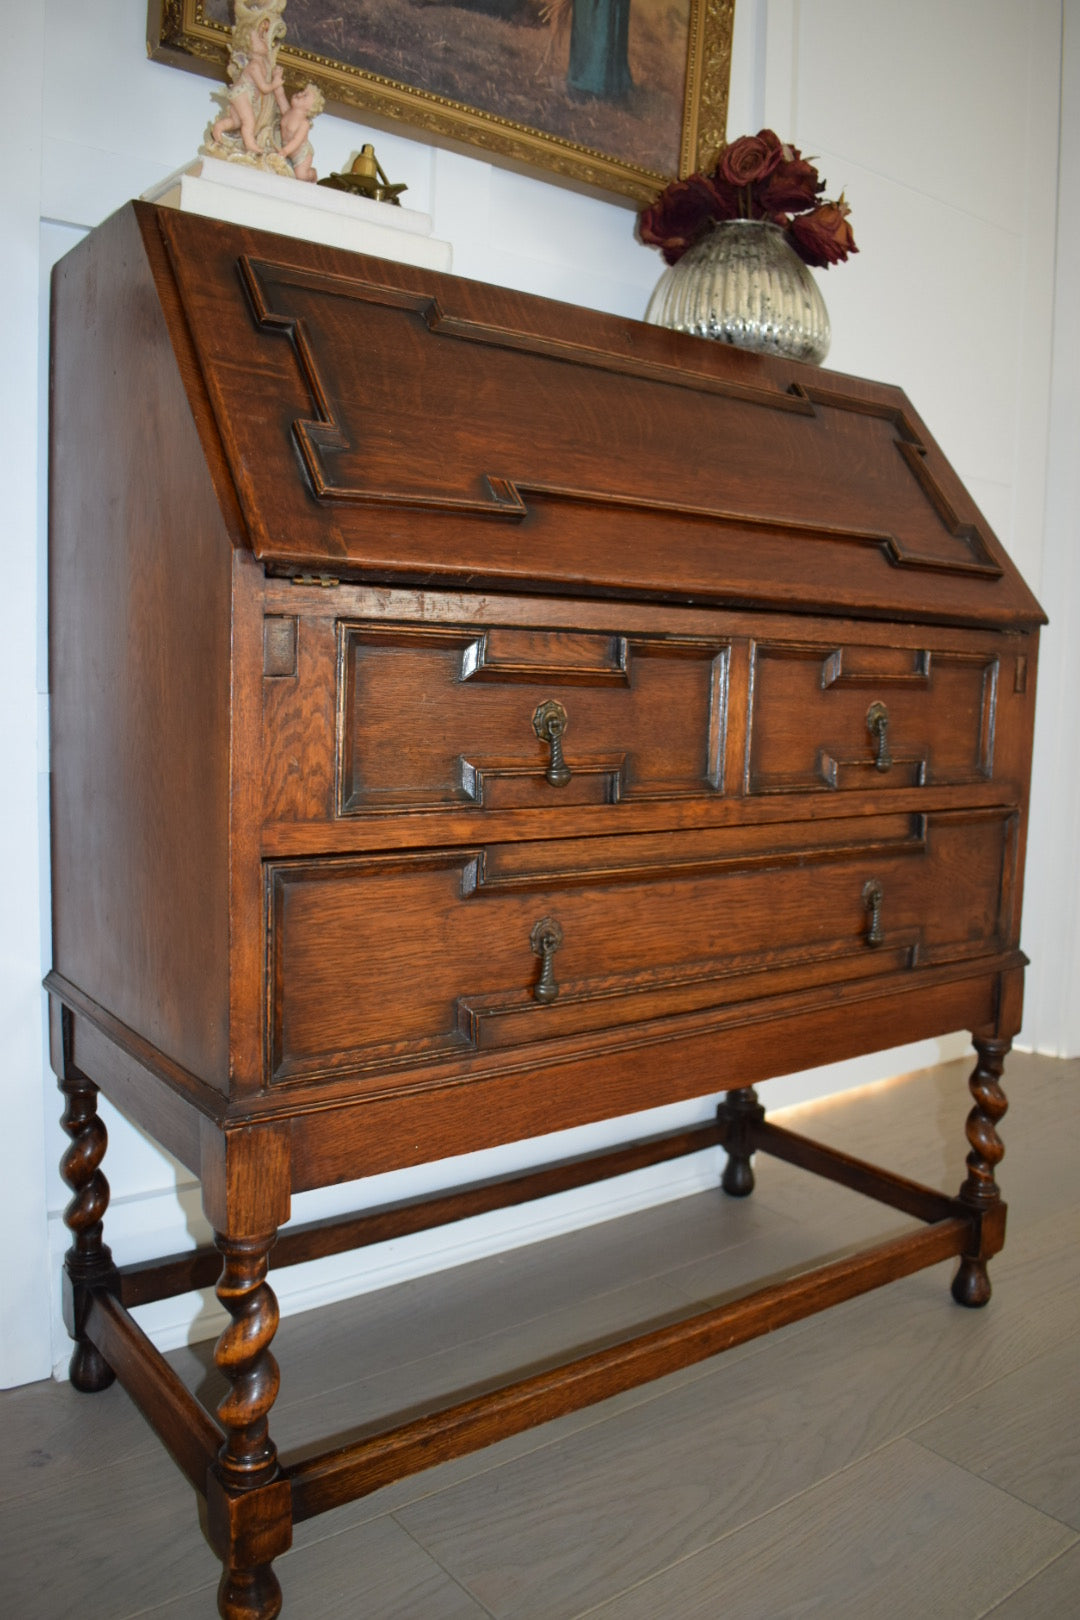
[267, 809, 1016, 1085]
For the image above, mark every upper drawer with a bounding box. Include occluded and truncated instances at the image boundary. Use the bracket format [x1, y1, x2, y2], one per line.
[265, 621, 731, 817]
[746, 639, 998, 794]
[262, 612, 1026, 832]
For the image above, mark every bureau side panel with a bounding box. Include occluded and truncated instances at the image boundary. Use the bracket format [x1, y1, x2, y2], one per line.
[49, 208, 232, 1091]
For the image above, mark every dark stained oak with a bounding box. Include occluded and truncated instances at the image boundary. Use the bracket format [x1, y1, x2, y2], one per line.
[717, 1087, 765, 1197]
[57, 1067, 117, 1395]
[117, 1120, 728, 1308]
[285, 1218, 972, 1524]
[82, 1290, 222, 1491]
[952, 1035, 1012, 1305]
[47, 201, 1044, 1617]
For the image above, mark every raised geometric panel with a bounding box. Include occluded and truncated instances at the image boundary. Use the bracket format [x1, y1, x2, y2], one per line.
[337, 623, 729, 814]
[746, 641, 998, 794]
[153, 207, 1046, 625]
[266, 809, 1014, 1084]
[238, 256, 1002, 578]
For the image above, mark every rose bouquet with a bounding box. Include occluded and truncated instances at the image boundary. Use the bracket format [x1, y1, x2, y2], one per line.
[638, 130, 857, 270]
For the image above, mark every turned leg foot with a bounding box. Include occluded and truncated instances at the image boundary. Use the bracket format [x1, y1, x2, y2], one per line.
[951, 1037, 1010, 1308]
[718, 1087, 766, 1198]
[216, 1564, 283, 1620]
[58, 1062, 118, 1392]
[210, 1231, 290, 1620]
[951, 1256, 994, 1308]
[69, 1334, 115, 1395]
[721, 1152, 757, 1198]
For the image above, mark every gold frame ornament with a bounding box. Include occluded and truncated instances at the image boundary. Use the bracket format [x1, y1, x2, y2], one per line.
[147, 0, 735, 205]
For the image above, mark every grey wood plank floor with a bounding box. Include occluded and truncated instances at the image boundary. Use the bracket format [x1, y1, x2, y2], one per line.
[3, 1052, 1077, 1619]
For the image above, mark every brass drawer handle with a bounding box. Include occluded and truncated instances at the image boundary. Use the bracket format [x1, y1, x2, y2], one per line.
[530, 917, 564, 1003]
[866, 701, 892, 772]
[533, 699, 572, 787]
[862, 879, 884, 947]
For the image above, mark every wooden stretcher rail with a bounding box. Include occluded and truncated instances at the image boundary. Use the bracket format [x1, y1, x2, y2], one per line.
[284, 1216, 971, 1523]
[84, 1289, 223, 1493]
[743, 1119, 963, 1224]
[116, 1120, 726, 1307]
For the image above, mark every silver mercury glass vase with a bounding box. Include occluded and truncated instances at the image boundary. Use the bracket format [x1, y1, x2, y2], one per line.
[644, 218, 831, 365]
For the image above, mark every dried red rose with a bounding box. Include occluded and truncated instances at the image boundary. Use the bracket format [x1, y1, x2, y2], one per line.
[707, 175, 743, 221]
[715, 129, 785, 188]
[637, 174, 730, 264]
[757, 153, 825, 215]
[637, 132, 855, 276]
[787, 197, 858, 267]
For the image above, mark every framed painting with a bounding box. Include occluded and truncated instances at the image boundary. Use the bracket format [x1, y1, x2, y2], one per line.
[148, 1, 736, 204]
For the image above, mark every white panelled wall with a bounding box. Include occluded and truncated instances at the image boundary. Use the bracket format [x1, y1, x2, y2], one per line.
[2, 0, 1076, 1387]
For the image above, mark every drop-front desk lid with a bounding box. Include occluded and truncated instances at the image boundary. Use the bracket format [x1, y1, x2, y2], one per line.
[98, 202, 1046, 629]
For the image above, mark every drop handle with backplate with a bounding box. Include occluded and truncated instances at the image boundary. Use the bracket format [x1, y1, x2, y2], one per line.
[530, 917, 564, 1003]
[866, 701, 892, 772]
[533, 699, 572, 787]
[862, 879, 884, 947]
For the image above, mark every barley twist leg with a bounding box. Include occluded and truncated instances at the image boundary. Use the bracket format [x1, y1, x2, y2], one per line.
[59, 1069, 117, 1392]
[212, 1232, 284, 1620]
[951, 1037, 1010, 1307]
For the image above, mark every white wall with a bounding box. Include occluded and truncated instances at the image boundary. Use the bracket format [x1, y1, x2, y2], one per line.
[1024, 0, 1080, 1058]
[3, 0, 1076, 1388]
[2, 1, 51, 1391]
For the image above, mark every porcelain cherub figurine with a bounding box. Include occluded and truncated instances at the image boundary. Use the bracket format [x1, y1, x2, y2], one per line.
[274, 82, 325, 182]
[202, 0, 321, 182]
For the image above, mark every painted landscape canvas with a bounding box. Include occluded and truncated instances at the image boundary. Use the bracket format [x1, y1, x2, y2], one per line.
[204, 0, 692, 176]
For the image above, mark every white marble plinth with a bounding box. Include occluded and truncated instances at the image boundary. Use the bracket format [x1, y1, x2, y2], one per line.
[142, 156, 452, 271]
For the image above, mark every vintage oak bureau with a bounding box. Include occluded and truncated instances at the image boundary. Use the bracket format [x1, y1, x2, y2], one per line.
[48, 202, 1043, 1617]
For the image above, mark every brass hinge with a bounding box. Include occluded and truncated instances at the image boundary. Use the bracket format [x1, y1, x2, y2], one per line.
[292, 572, 340, 588]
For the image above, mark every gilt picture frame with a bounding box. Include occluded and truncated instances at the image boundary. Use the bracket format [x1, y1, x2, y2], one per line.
[147, 1, 735, 204]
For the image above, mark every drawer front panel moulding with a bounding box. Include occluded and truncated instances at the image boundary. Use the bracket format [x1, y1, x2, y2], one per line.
[266, 809, 1015, 1086]
[336, 623, 730, 814]
[259, 598, 1037, 847]
[747, 641, 1000, 794]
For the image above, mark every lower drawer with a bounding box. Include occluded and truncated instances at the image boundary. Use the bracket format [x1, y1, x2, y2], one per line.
[266, 809, 1017, 1085]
